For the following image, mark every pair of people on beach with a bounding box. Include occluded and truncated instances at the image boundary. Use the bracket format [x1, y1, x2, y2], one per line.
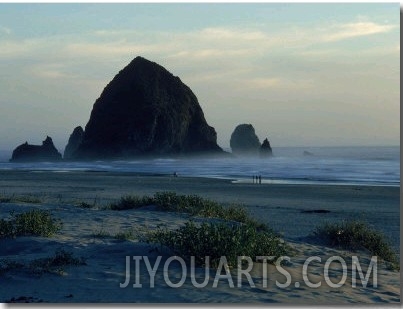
[253, 175, 262, 184]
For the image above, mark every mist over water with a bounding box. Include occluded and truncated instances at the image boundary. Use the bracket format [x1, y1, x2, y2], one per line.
[0, 146, 399, 187]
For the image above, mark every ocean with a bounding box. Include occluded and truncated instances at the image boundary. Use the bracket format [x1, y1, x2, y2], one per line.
[0, 146, 399, 187]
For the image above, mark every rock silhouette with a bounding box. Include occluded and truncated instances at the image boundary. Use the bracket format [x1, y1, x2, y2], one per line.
[260, 138, 273, 157]
[230, 124, 261, 156]
[10, 136, 62, 162]
[303, 150, 314, 156]
[64, 126, 84, 159]
[71, 56, 223, 159]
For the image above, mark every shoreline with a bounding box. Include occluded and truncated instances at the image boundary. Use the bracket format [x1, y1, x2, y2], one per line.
[0, 170, 399, 247]
[0, 168, 400, 188]
[0, 145, 399, 188]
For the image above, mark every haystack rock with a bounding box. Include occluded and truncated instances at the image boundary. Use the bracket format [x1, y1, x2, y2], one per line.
[71, 56, 223, 159]
[10, 136, 62, 162]
[260, 138, 273, 157]
[230, 124, 261, 156]
[64, 126, 84, 159]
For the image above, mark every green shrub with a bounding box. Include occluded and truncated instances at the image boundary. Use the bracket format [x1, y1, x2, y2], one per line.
[153, 192, 263, 225]
[313, 220, 399, 268]
[15, 195, 42, 204]
[110, 195, 153, 210]
[108, 191, 268, 231]
[1, 250, 85, 276]
[154, 192, 215, 215]
[29, 250, 86, 274]
[14, 209, 61, 237]
[0, 194, 41, 204]
[148, 221, 288, 268]
[153, 191, 180, 211]
[77, 202, 94, 209]
[0, 209, 62, 238]
[220, 205, 249, 222]
[114, 230, 135, 241]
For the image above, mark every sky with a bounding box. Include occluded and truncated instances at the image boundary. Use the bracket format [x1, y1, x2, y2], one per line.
[0, 3, 400, 152]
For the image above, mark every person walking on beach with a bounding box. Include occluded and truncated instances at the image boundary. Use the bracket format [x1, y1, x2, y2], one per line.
[259, 175, 262, 184]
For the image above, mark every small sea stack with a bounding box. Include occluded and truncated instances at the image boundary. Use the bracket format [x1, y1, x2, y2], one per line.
[64, 126, 84, 160]
[230, 124, 261, 156]
[10, 136, 62, 162]
[260, 138, 273, 157]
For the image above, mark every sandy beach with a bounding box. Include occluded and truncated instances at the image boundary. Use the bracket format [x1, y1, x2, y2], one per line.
[0, 170, 400, 304]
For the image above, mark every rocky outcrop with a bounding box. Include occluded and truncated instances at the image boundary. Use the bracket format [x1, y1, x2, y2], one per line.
[71, 56, 223, 159]
[10, 136, 62, 162]
[230, 124, 261, 156]
[64, 126, 84, 159]
[260, 138, 273, 157]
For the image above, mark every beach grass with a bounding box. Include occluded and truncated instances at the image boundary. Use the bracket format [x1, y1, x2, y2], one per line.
[0, 250, 85, 277]
[109, 195, 154, 210]
[114, 229, 136, 241]
[0, 209, 62, 238]
[29, 250, 86, 275]
[148, 220, 289, 268]
[109, 192, 286, 267]
[313, 220, 399, 269]
[0, 194, 42, 204]
[108, 191, 267, 230]
[77, 201, 95, 209]
[76, 196, 102, 209]
[29, 249, 86, 273]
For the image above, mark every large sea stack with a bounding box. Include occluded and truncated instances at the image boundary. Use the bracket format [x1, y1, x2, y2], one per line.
[10, 136, 62, 162]
[71, 56, 223, 159]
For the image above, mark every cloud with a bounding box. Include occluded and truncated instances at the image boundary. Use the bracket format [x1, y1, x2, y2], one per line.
[0, 20, 398, 101]
[64, 42, 159, 58]
[297, 43, 399, 59]
[324, 22, 397, 42]
[0, 40, 37, 57]
[0, 26, 11, 35]
[242, 77, 316, 92]
[63, 27, 268, 62]
[246, 77, 282, 89]
[198, 27, 267, 41]
[28, 63, 75, 80]
[168, 48, 253, 61]
[0, 19, 397, 63]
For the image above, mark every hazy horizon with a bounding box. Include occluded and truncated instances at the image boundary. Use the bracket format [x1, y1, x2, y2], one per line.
[0, 145, 400, 162]
[0, 3, 399, 152]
